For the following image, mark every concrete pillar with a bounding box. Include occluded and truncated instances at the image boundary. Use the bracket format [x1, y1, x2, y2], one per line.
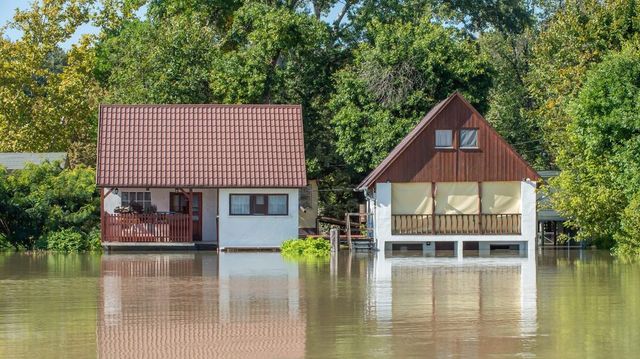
[479, 242, 491, 257]
[456, 240, 463, 260]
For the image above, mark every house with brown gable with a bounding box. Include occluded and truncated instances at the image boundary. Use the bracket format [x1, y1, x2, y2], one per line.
[357, 93, 540, 257]
[96, 104, 306, 250]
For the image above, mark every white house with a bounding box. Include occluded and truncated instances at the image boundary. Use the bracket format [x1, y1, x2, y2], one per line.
[357, 93, 540, 257]
[96, 104, 306, 250]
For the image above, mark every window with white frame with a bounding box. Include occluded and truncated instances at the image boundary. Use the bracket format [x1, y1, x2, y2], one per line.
[229, 194, 289, 215]
[121, 191, 152, 211]
[435, 129, 453, 148]
[460, 129, 478, 148]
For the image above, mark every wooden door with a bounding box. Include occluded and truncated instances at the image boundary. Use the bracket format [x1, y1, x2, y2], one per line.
[170, 192, 203, 241]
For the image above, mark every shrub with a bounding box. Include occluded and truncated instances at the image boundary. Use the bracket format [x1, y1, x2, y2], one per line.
[0, 233, 13, 251]
[36, 228, 100, 252]
[281, 237, 331, 258]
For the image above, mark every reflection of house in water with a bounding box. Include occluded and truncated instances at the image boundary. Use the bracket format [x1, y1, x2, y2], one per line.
[98, 253, 304, 358]
[371, 253, 537, 357]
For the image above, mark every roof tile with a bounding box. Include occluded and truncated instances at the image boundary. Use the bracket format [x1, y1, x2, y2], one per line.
[97, 104, 306, 188]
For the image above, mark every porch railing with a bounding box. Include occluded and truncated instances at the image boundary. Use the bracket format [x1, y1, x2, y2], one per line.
[392, 214, 521, 235]
[103, 213, 191, 242]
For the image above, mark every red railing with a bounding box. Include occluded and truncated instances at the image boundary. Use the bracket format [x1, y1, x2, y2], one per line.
[392, 214, 521, 235]
[103, 213, 191, 242]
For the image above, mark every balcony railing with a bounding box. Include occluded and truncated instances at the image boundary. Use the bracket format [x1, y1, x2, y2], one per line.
[392, 214, 521, 235]
[103, 213, 191, 242]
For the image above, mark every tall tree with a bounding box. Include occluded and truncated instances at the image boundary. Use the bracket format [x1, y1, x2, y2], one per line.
[551, 44, 640, 252]
[528, 0, 640, 163]
[329, 17, 492, 174]
[0, 0, 101, 154]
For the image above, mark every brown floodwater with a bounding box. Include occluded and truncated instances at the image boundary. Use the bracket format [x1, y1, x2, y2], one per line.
[0, 249, 638, 358]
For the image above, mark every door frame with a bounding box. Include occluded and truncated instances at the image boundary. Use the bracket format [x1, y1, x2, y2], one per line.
[170, 192, 203, 241]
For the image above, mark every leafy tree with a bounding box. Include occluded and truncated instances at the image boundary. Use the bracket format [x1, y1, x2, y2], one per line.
[329, 17, 492, 174]
[551, 44, 640, 252]
[481, 30, 550, 169]
[0, 0, 101, 154]
[528, 0, 640, 162]
[0, 162, 100, 251]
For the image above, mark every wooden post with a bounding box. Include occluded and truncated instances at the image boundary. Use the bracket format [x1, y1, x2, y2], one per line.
[330, 227, 339, 252]
[100, 188, 105, 242]
[188, 188, 193, 242]
[478, 182, 483, 234]
[345, 213, 352, 251]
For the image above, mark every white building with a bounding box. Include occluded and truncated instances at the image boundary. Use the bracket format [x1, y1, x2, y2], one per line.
[96, 104, 306, 250]
[357, 93, 540, 257]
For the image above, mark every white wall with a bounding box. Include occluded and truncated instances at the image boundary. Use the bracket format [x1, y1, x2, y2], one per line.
[373, 181, 538, 257]
[218, 188, 299, 249]
[102, 187, 218, 243]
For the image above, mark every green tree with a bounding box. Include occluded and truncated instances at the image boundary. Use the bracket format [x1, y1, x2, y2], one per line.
[0, 0, 101, 154]
[480, 30, 549, 169]
[0, 162, 100, 250]
[552, 44, 640, 253]
[329, 17, 492, 174]
[528, 0, 640, 162]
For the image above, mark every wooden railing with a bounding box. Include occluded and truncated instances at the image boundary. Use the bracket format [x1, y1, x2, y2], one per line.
[392, 214, 521, 235]
[103, 213, 191, 242]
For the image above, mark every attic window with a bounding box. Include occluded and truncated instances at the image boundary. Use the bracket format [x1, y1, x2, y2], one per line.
[460, 129, 478, 148]
[435, 130, 453, 148]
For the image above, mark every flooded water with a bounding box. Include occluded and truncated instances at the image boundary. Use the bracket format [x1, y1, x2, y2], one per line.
[0, 250, 638, 358]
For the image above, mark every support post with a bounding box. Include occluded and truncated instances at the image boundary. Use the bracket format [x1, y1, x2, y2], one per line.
[345, 213, 352, 251]
[330, 227, 339, 252]
[456, 240, 463, 260]
[188, 188, 193, 242]
[478, 182, 483, 234]
[431, 182, 436, 234]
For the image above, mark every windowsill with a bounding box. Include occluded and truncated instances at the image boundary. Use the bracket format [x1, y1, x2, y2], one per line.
[435, 146, 455, 150]
[460, 147, 480, 151]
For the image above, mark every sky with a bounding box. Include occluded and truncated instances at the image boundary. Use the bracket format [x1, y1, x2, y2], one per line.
[1, 0, 99, 49]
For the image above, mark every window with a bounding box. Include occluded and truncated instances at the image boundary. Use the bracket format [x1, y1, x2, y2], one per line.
[121, 191, 152, 211]
[230, 194, 251, 215]
[268, 195, 288, 215]
[229, 194, 289, 215]
[435, 130, 453, 148]
[460, 129, 478, 148]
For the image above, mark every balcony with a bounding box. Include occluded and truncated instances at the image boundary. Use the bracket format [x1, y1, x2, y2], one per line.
[391, 214, 521, 235]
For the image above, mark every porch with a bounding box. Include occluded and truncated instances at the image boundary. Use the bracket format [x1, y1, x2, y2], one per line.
[103, 213, 192, 242]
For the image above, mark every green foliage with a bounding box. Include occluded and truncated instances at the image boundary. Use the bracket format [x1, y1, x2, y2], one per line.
[281, 237, 331, 258]
[35, 227, 100, 252]
[0, 233, 14, 251]
[528, 0, 640, 161]
[0, 0, 101, 153]
[552, 44, 640, 253]
[0, 162, 100, 251]
[330, 17, 492, 173]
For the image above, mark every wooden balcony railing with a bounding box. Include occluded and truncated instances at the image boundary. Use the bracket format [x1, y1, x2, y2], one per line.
[103, 213, 191, 242]
[392, 214, 521, 235]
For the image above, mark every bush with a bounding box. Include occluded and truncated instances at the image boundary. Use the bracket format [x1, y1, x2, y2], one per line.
[0, 162, 100, 250]
[36, 228, 100, 252]
[281, 237, 331, 258]
[0, 233, 14, 251]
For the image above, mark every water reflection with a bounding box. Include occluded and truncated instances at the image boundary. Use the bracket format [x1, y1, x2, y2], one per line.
[2, 250, 638, 358]
[99, 253, 304, 358]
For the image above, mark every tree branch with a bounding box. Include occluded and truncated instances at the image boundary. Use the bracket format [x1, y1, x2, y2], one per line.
[332, 0, 351, 34]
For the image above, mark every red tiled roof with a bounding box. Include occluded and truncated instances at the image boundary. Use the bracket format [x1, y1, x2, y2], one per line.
[97, 104, 307, 188]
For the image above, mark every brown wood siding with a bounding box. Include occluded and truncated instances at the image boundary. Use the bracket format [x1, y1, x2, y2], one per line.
[374, 96, 538, 183]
